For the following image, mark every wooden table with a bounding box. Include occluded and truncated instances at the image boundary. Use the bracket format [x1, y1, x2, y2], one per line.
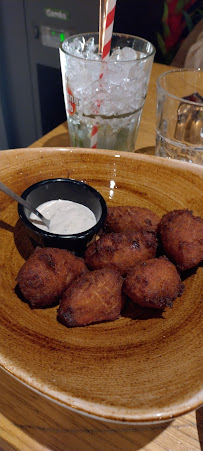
[1, 63, 203, 451]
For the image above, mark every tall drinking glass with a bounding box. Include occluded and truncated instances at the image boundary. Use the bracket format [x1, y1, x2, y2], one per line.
[59, 33, 155, 151]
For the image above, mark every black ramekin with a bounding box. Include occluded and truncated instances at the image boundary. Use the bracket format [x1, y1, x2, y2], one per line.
[18, 178, 107, 255]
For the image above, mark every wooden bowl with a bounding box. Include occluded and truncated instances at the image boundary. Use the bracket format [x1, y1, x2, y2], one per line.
[0, 147, 202, 424]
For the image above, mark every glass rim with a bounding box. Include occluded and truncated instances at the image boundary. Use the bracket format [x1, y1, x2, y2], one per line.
[157, 68, 203, 107]
[60, 32, 156, 63]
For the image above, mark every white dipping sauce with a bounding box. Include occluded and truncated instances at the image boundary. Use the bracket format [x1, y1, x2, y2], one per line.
[29, 199, 97, 235]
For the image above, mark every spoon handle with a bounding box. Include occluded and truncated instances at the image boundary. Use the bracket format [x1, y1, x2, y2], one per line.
[0, 181, 50, 228]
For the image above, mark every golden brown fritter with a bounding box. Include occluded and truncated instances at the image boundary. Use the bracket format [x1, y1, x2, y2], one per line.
[104, 206, 160, 233]
[158, 209, 203, 271]
[16, 247, 87, 308]
[124, 256, 184, 309]
[57, 268, 125, 327]
[85, 231, 158, 275]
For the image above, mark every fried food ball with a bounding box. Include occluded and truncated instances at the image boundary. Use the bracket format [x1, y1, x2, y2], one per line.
[57, 268, 125, 327]
[16, 247, 87, 308]
[104, 206, 160, 233]
[124, 257, 184, 309]
[85, 231, 158, 275]
[158, 210, 203, 271]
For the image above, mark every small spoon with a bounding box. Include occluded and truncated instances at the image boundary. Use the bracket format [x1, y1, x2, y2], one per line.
[0, 181, 50, 229]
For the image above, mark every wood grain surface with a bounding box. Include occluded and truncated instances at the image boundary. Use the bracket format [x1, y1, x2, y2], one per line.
[1, 367, 203, 451]
[0, 63, 203, 451]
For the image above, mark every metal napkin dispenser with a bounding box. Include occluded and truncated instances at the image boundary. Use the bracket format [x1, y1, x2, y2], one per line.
[175, 92, 203, 145]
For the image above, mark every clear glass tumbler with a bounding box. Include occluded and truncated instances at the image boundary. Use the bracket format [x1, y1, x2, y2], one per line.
[155, 69, 203, 165]
[59, 33, 155, 151]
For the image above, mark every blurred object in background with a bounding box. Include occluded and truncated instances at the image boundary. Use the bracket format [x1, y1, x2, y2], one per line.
[184, 28, 203, 68]
[156, 0, 203, 66]
[114, 0, 164, 62]
[0, 0, 98, 150]
[172, 18, 203, 68]
[1, 0, 202, 151]
[114, 0, 203, 67]
[172, 19, 203, 68]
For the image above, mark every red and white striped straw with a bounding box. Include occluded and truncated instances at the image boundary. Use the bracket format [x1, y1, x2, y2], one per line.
[90, 0, 117, 149]
[101, 0, 117, 62]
